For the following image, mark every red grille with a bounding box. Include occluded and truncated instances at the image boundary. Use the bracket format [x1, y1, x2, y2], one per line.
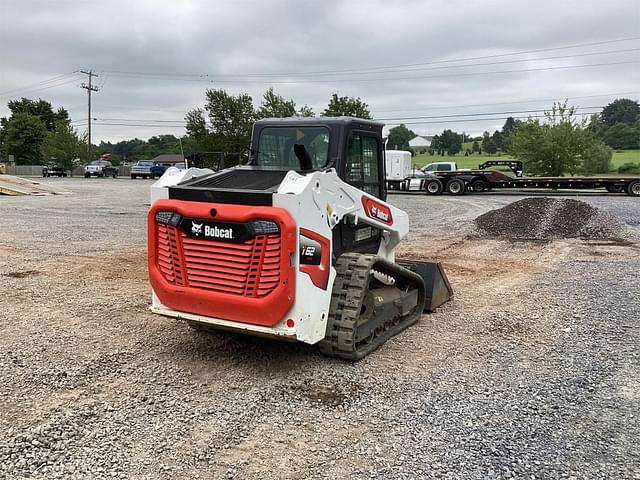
[156, 224, 185, 286]
[156, 224, 281, 297]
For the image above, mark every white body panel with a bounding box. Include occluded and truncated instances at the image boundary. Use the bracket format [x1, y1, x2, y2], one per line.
[150, 167, 213, 204]
[149, 168, 409, 345]
[385, 150, 412, 181]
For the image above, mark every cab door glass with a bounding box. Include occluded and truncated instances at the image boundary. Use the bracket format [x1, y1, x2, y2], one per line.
[346, 134, 381, 198]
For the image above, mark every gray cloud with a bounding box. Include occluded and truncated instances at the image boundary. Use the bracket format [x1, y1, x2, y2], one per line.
[1, 0, 638, 141]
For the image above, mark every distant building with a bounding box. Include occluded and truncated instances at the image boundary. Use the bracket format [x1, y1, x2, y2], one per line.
[409, 135, 433, 148]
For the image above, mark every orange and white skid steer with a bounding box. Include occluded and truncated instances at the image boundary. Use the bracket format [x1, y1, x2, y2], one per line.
[148, 117, 452, 360]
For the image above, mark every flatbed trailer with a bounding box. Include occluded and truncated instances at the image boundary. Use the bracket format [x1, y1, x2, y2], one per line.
[398, 161, 640, 197]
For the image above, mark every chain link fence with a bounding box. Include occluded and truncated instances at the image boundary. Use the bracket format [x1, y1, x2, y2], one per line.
[6, 165, 132, 177]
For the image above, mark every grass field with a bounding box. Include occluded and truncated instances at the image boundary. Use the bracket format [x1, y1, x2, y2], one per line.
[611, 150, 640, 168]
[411, 149, 640, 172]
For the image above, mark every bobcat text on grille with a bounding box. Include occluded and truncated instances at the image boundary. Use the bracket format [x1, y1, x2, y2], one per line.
[204, 225, 233, 239]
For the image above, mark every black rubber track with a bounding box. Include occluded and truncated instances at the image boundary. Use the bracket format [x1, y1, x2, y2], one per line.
[319, 252, 426, 361]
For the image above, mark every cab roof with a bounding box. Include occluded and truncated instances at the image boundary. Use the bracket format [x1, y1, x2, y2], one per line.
[254, 116, 384, 131]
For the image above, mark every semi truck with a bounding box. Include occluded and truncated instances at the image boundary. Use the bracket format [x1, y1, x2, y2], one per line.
[384, 150, 413, 190]
[393, 161, 640, 197]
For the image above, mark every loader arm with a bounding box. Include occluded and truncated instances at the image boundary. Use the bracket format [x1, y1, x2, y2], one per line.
[274, 168, 409, 261]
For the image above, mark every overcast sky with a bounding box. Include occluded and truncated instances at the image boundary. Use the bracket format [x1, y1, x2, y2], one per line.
[1, 0, 639, 143]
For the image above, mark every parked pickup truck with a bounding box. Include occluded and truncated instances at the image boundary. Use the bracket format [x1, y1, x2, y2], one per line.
[421, 161, 457, 172]
[84, 160, 118, 178]
[42, 165, 67, 177]
[130, 161, 166, 179]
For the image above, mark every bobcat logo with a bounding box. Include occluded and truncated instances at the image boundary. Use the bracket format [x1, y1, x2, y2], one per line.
[191, 222, 203, 235]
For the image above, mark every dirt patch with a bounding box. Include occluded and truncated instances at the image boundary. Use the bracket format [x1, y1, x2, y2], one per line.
[397, 236, 550, 289]
[292, 381, 358, 407]
[473, 198, 625, 241]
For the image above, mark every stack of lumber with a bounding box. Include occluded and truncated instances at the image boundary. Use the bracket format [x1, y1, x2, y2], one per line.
[0, 175, 70, 196]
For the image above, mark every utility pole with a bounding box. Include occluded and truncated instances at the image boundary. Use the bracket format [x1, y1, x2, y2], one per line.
[80, 70, 99, 159]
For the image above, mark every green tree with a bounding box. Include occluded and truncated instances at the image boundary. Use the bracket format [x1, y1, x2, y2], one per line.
[99, 138, 148, 163]
[2, 113, 48, 164]
[387, 124, 416, 150]
[587, 113, 608, 138]
[185, 89, 256, 166]
[481, 131, 491, 153]
[501, 117, 520, 151]
[502, 117, 517, 136]
[205, 89, 255, 142]
[1, 97, 70, 161]
[430, 134, 441, 153]
[297, 104, 315, 117]
[601, 98, 639, 126]
[509, 102, 603, 176]
[258, 88, 296, 118]
[491, 130, 504, 151]
[323, 93, 371, 119]
[184, 108, 217, 158]
[602, 122, 640, 149]
[446, 144, 459, 156]
[438, 129, 462, 154]
[485, 138, 498, 155]
[3, 97, 69, 132]
[471, 140, 480, 153]
[40, 119, 85, 173]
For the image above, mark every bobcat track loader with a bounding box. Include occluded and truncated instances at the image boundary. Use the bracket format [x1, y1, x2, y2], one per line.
[148, 117, 452, 360]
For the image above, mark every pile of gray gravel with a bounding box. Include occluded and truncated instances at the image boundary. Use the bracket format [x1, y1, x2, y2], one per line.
[474, 198, 625, 240]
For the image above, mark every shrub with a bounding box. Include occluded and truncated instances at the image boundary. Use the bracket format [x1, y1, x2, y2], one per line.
[618, 162, 640, 174]
[581, 143, 613, 175]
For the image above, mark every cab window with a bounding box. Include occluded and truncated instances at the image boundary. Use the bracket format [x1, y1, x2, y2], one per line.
[256, 127, 330, 170]
[345, 133, 381, 198]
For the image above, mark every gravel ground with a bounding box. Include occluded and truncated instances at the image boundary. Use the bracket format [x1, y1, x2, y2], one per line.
[0, 178, 639, 479]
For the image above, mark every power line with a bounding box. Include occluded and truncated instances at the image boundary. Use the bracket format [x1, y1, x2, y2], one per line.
[0, 72, 79, 97]
[375, 106, 603, 122]
[87, 104, 190, 114]
[98, 47, 639, 79]
[85, 111, 602, 130]
[90, 122, 184, 128]
[371, 91, 640, 113]
[99, 36, 640, 79]
[394, 112, 601, 126]
[78, 91, 637, 118]
[76, 107, 603, 129]
[0, 74, 83, 99]
[237, 36, 640, 76]
[74, 105, 603, 126]
[99, 51, 640, 81]
[91, 117, 187, 123]
[222, 60, 640, 84]
[313, 48, 640, 77]
[100, 60, 639, 85]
